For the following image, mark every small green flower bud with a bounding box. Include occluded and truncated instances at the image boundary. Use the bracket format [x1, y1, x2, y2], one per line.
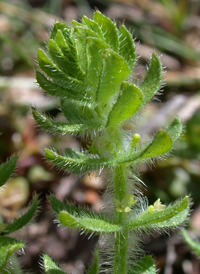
[131, 133, 141, 149]
[147, 198, 165, 213]
[114, 195, 137, 213]
[133, 133, 141, 143]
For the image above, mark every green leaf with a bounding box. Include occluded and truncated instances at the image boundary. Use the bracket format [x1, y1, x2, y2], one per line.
[32, 108, 93, 135]
[38, 49, 83, 92]
[74, 26, 98, 73]
[36, 72, 86, 100]
[50, 196, 121, 234]
[107, 82, 143, 127]
[96, 49, 130, 113]
[60, 98, 99, 124]
[5, 196, 38, 234]
[54, 30, 70, 58]
[51, 23, 83, 76]
[59, 211, 121, 234]
[127, 196, 189, 231]
[93, 11, 119, 52]
[50, 23, 77, 64]
[71, 20, 83, 27]
[182, 229, 200, 258]
[38, 49, 67, 82]
[45, 148, 112, 174]
[49, 37, 84, 81]
[32, 108, 69, 133]
[50, 21, 70, 41]
[129, 256, 156, 274]
[48, 39, 75, 79]
[50, 195, 87, 215]
[0, 236, 24, 269]
[166, 117, 182, 142]
[50, 195, 75, 215]
[43, 254, 66, 274]
[82, 16, 103, 38]
[137, 130, 172, 161]
[87, 249, 100, 274]
[0, 156, 18, 188]
[55, 30, 84, 80]
[140, 53, 163, 106]
[86, 37, 107, 98]
[119, 25, 137, 73]
[117, 130, 172, 165]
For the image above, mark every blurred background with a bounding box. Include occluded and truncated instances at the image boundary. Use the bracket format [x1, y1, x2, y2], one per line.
[0, 0, 200, 273]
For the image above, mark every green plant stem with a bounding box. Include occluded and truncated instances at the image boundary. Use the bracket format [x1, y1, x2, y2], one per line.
[114, 164, 127, 202]
[114, 229, 129, 274]
[113, 164, 128, 274]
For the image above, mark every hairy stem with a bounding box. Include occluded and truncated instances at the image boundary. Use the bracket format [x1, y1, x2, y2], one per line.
[113, 164, 128, 274]
[114, 164, 127, 202]
[114, 229, 129, 274]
